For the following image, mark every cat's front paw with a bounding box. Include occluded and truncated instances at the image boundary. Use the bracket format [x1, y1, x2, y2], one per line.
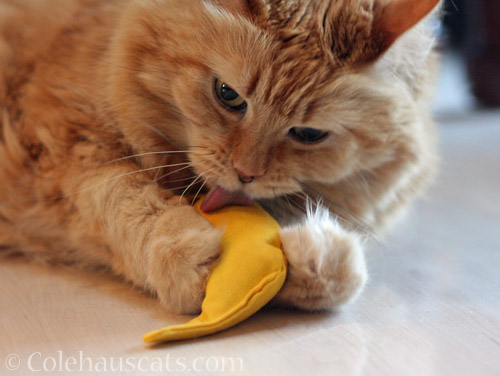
[147, 206, 222, 315]
[274, 208, 367, 311]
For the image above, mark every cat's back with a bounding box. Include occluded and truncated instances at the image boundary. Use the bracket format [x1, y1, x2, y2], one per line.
[0, 0, 128, 191]
[0, 0, 124, 104]
[1, 0, 85, 60]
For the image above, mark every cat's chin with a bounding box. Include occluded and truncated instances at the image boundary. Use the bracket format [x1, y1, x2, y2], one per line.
[200, 186, 253, 213]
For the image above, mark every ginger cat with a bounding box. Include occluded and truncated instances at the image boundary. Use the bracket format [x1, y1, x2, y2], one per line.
[0, 0, 439, 314]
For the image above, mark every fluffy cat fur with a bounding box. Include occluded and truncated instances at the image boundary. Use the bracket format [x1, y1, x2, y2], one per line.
[0, 0, 439, 313]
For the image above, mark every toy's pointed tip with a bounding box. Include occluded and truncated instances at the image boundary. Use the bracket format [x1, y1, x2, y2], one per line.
[142, 333, 157, 344]
[143, 329, 168, 344]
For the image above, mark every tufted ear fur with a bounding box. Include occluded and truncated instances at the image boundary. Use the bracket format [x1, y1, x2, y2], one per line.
[374, 0, 441, 52]
[326, 0, 440, 64]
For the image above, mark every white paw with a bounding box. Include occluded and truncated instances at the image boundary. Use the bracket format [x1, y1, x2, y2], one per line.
[275, 206, 367, 310]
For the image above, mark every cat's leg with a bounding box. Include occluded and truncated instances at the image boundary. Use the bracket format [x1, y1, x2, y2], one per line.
[66, 164, 222, 314]
[272, 205, 367, 311]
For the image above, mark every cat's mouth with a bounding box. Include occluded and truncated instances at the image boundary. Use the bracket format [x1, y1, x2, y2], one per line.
[200, 186, 253, 213]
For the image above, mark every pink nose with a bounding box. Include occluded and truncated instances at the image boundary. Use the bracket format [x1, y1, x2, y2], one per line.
[235, 168, 256, 184]
[232, 158, 266, 184]
[234, 166, 264, 184]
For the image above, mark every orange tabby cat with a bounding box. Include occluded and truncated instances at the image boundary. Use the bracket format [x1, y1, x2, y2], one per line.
[0, 0, 439, 314]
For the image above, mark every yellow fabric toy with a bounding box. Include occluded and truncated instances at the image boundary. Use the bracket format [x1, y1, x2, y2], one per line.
[143, 197, 287, 343]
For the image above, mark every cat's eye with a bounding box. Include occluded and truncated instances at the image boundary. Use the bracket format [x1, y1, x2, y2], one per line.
[288, 127, 329, 144]
[214, 79, 247, 112]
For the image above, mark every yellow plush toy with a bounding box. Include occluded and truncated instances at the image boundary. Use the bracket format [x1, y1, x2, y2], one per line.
[143, 197, 287, 344]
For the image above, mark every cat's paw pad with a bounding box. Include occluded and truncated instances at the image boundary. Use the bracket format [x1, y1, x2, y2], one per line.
[147, 207, 222, 314]
[276, 208, 367, 311]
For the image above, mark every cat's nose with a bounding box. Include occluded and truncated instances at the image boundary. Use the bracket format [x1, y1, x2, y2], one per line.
[232, 159, 265, 184]
[235, 169, 256, 184]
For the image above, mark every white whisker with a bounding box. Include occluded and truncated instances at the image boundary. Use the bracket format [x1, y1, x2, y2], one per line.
[178, 169, 214, 204]
[190, 169, 214, 205]
[106, 150, 202, 164]
[191, 179, 208, 206]
[53, 162, 192, 201]
[154, 164, 194, 183]
[179, 175, 203, 203]
[166, 175, 198, 184]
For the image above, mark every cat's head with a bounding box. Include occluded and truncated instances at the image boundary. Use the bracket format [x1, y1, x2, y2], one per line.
[109, 0, 439, 202]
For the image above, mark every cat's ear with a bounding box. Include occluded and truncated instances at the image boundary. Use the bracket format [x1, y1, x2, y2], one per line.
[328, 0, 440, 64]
[373, 0, 441, 51]
[212, 0, 250, 16]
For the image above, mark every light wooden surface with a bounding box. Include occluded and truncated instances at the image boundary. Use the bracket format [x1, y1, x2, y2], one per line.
[1, 111, 500, 375]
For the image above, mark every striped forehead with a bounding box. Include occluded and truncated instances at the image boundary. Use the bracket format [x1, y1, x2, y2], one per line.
[246, 38, 333, 119]
[245, 0, 334, 117]
[255, 0, 326, 31]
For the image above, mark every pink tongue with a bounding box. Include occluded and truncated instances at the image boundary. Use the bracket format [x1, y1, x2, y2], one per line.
[201, 187, 253, 212]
